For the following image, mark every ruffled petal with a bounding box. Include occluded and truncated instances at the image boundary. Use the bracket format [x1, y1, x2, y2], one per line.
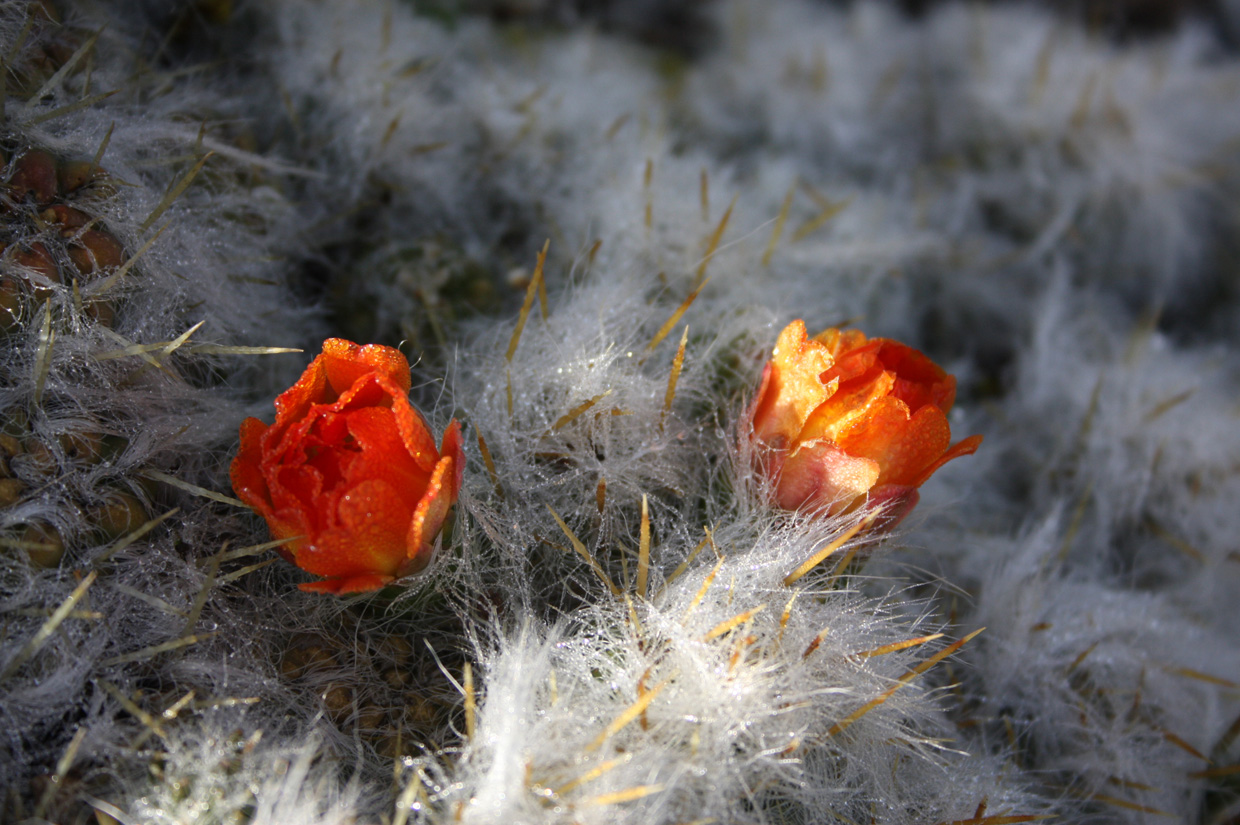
[873, 339, 956, 411]
[272, 464, 325, 518]
[743, 362, 774, 440]
[272, 353, 330, 423]
[776, 439, 881, 513]
[836, 398, 952, 487]
[390, 390, 442, 475]
[407, 453, 456, 571]
[230, 417, 271, 511]
[292, 478, 409, 581]
[750, 320, 838, 448]
[812, 327, 868, 359]
[263, 409, 322, 509]
[321, 338, 411, 398]
[340, 406, 431, 499]
[904, 433, 984, 488]
[799, 368, 894, 445]
[818, 340, 882, 388]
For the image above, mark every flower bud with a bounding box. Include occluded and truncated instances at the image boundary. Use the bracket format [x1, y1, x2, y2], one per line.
[746, 321, 982, 526]
[231, 338, 466, 594]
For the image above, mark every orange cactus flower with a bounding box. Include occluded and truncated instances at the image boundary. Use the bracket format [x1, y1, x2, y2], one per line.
[231, 339, 465, 594]
[747, 321, 982, 526]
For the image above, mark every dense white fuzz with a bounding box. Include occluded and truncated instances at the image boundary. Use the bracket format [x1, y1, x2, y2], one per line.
[430, 517, 1027, 825]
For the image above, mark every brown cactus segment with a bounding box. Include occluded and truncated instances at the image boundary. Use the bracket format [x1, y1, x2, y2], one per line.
[0, 137, 140, 574]
[88, 490, 150, 540]
[0, 478, 25, 507]
[8, 242, 62, 296]
[1, 1, 96, 104]
[85, 298, 115, 326]
[21, 437, 60, 477]
[59, 431, 105, 465]
[67, 230, 126, 276]
[278, 628, 453, 757]
[57, 161, 103, 195]
[41, 204, 93, 232]
[2, 144, 127, 337]
[6, 150, 59, 206]
[18, 432, 100, 477]
[0, 275, 27, 330]
[17, 522, 66, 569]
[0, 433, 22, 474]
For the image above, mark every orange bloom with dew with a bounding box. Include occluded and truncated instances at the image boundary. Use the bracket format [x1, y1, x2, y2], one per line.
[746, 321, 982, 526]
[231, 339, 464, 594]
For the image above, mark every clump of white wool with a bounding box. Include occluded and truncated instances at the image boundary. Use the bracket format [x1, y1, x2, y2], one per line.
[409, 511, 1044, 824]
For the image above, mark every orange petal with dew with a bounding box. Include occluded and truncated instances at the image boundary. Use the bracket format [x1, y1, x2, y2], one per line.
[407, 453, 456, 571]
[873, 339, 956, 411]
[389, 390, 442, 476]
[272, 358, 329, 426]
[904, 433, 984, 488]
[293, 478, 408, 581]
[819, 341, 882, 389]
[776, 439, 881, 513]
[837, 398, 952, 488]
[751, 320, 838, 447]
[231, 418, 270, 509]
[812, 327, 869, 359]
[744, 361, 775, 437]
[799, 368, 894, 445]
[339, 405, 431, 496]
[320, 338, 412, 399]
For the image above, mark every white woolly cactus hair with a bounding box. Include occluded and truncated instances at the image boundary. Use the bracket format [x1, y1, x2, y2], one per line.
[3, 0, 1240, 824]
[433, 512, 1034, 825]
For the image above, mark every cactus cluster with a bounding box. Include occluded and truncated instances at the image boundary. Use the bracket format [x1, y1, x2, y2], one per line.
[1, 142, 143, 560]
[3, 1, 1240, 824]
[0, 0, 309, 818]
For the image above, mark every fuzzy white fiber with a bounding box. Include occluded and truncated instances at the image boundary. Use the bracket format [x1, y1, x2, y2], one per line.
[2, 1, 1240, 824]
